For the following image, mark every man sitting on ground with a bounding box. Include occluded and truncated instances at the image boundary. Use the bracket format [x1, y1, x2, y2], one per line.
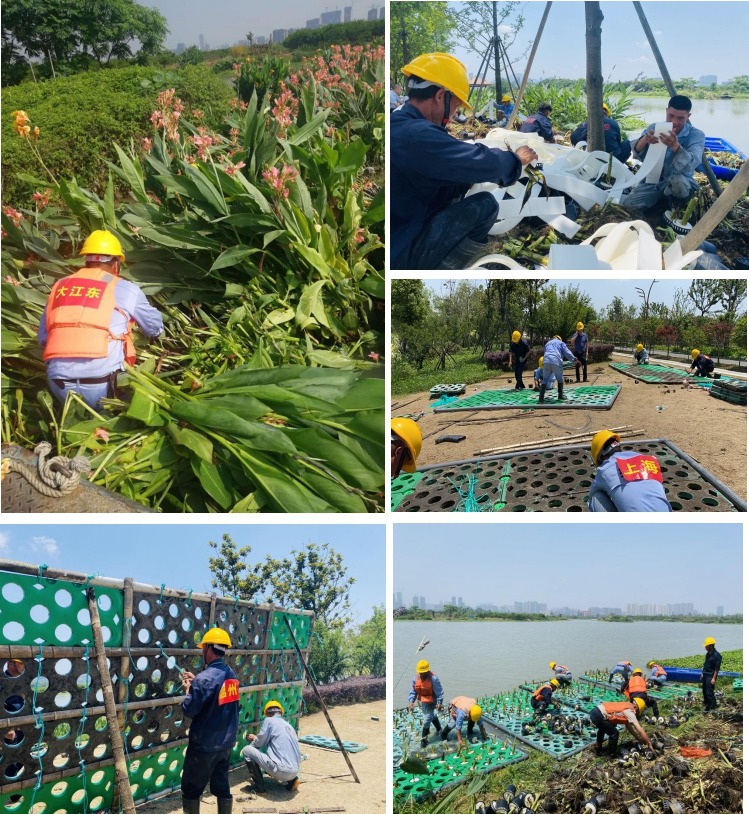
[519, 102, 554, 143]
[634, 344, 650, 365]
[571, 103, 632, 163]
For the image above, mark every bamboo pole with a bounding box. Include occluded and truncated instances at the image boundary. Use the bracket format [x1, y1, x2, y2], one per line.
[283, 616, 360, 784]
[87, 587, 136, 814]
[506, 2, 552, 129]
[473, 425, 638, 456]
[209, 591, 217, 628]
[113, 577, 134, 814]
[679, 159, 749, 253]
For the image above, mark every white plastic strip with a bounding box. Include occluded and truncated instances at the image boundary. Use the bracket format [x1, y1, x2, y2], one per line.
[469, 254, 525, 269]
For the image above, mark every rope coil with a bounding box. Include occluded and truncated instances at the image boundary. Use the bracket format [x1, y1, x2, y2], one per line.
[1, 442, 91, 498]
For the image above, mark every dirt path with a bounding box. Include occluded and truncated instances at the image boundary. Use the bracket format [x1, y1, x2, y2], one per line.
[139, 701, 385, 813]
[392, 363, 747, 499]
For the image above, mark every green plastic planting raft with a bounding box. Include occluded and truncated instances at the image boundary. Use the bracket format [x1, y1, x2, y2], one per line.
[434, 385, 621, 412]
[578, 673, 695, 700]
[0, 564, 311, 809]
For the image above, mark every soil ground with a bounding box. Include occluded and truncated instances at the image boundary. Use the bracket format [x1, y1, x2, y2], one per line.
[139, 700, 385, 813]
[392, 356, 747, 500]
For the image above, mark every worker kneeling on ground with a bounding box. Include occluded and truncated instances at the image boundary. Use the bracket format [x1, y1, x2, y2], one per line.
[442, 697, 488, 747]
[38, 230, 163, 411]
[702, 637, 721, 712]
[634, 344, 650, 365]
[539, 336, 580, 404]
[409, 659, 445, 747]
[622, 95, 704, 212]
[571, 103, 632, 163]
[647, 661, 668, 688]
[621, 668, 659, 717]
[689, 349, 715, 378]
[550, 661, 573, 687]
[608, 661, 634, 684]
[180, 628, 239, 814]
[391, 417, 422, 478]
[391, 53, 538, 271]
[510, 330, 530, 390]
[242, 700, 302, 795]
[590, 697, 654, 756]
[531, 679, 561, 715]
[588, 430, 672, 513]
[533, 356, 547, 391]
[519, 102, 555, 143]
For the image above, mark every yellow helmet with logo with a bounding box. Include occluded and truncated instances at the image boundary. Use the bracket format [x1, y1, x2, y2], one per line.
[602, 102, 611, 115]
[512, 330, 521, 342]
[198, 628, 232, 648]
[80, 230, 125, 261]
[692, 349, 700, 359]
[402, 52, 472, 108]
[264, 700, 284, 715]
[576, 322, 584, 330]
[591, 430, 620, 465]
[633, 697, 646, 715]
[391, 417, 422, 474]
[636, 344, 643, 352]
[417, 660, 430, 673]
[704, 637, 716, 646]
[470, 704, 482, 722]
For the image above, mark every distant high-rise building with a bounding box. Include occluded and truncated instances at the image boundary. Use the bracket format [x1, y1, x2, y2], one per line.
[412, 596, 419, 608]
[419, 596, 426, 610]
[367, 6, 378, 21]
[321, 10, 342, 25]
[199, 34, 207, 51]
[306, 17, 321, 29]
[394, 592, 403, 607]
[499, 605, 513, 613]
[699, 75, 717, 86]
[379, 5, 385, 19]
[513, 601, 523, 613]
[255, 35, 267, 45]
[344, 5, 352, 22]
[450, 596, 457, 606]
[457, 597, 464, 608]
[176, 43, 186, 54]
[717, 605, 724, 616]
[272, 29, 288, 43]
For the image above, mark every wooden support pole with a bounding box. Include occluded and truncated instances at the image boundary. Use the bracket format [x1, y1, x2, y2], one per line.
[87, 586, 136, 814]
[506, 2, 552, 129]
[282, 616, 360, 784]
[584, 2, 605, 153]
[679, 159, 749, 253]
[209, 591, 217, 628]
[113, 577, 134, 814]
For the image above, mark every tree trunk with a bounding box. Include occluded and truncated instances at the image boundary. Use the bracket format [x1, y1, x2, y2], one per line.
[492, 2, 502, 106]
[47, 49, 56, 79]
[584, 2, 605, 152]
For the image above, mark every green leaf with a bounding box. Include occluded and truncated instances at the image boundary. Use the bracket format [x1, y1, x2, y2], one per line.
[263, 229, 287, 248]
[359, 274, 385, 299]
[293, 244, 333, 279]
[337, 378, 385, 410]
[301, 472, 366, 513]
[165, 423, 214, 462]
[113, 143, 148, 203]
[295, 279, 330, 328]
[103, 171, 116, 229]
[291, 428, 384, 491]
[262, 307, 295, 327]
[287, 109, 331, 145]
[190, 456, 233, 509]
[210, 246, 259, 272]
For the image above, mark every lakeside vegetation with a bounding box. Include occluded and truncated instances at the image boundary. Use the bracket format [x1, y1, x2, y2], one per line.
[395, 606, 742, 623]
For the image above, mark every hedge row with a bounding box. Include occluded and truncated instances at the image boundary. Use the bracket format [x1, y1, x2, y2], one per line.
[485, 344, 614, 371]
[284, 19, 385, 50]
[302, 675, 386, 714]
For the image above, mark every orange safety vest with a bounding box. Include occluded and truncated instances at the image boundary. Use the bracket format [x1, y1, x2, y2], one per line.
[44, 267, 136, 365]
[533, 684, 554, 702]
[624, 675, 648, 698]
[554, 664, 570, 673]
[413, 673, 435, 704]
[651, 664, 667, 678]
[601, 701, 637, 724]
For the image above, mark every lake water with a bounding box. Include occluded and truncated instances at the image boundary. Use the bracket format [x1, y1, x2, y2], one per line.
[394, 620, 743, 702]
[626, 97, 749, 154]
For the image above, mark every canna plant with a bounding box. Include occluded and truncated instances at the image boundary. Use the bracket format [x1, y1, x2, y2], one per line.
[1, 47, 385, 512]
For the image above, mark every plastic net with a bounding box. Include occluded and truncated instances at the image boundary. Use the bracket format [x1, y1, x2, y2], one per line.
[434, 385, 620, 412]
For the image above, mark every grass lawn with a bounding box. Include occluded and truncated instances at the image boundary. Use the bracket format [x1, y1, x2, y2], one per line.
[392, 353, 497, 397]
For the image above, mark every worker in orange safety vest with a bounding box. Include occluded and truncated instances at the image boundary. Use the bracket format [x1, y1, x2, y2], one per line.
[589, 698, 654, 756]
[408, 659, 445, 746]
[531, 679, 561, 715]
[621, 668, 660, 717]
[38, 230, 163, 410]
[646, 661, 668, 688]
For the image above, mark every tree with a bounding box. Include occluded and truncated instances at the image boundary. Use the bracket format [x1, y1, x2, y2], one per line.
[683, 324, 707, 354]
[705, 321, 733, 365]
[391, 279, 430, 329]
[349, 605, 386, 676]
[687, 279, 721, 316]
[730, 315, 746, 368]
[179, 45, 204, 66]
[390, 1, 455, 74]
[584, 2, 605, 152]
[717, 279, 747, 320]
[208, 533, 264, 598]
[309, 620, 349, 683]
[655, 324, 676, 358]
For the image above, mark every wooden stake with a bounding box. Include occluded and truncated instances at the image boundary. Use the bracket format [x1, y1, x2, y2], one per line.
[113, 577, 134, 813]
[584, 2, 605, 153]
[474, 425, 632, 455]
[282, 616, 360, 784]
[679, 159, 749, 253]
[87, 587, 136, 814]
[506, 2, 552, 129]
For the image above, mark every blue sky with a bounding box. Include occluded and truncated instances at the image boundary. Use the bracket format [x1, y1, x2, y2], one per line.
[448, 2, 749, 83]
[394, 524, 743, 613]
[424, 279, 692, 313]
[0, 524, 385, 625]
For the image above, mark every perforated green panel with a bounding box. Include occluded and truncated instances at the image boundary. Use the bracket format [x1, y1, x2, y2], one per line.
[0, 765, 115, 813]
[434, 385, 620, 411]
[0, 573, 123, 646]
[127, 744, 185, 803]
[391, 471, 425, 511]
[268, 611, 311, 650]
[258, 684, 303, 719]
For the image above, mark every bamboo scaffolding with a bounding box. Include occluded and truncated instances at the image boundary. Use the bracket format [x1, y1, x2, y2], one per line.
[473, 425, 639, 456]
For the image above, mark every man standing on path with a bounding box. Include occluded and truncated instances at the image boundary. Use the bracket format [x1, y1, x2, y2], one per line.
[180, 629, 239, 814]
[702, 637, 722, 711]
[242, 700, 302, 794]
[572, 322, 589, 383]
[509, 331, 530, 390]
[408, 659, 445, 747]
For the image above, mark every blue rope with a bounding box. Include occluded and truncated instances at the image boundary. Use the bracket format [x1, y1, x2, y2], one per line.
[28, 645, 45, 812]
[84, 571, 101, 587]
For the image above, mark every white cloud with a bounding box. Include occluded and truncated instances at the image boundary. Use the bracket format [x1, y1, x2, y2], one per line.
[31, 536, 60, 556]
[0, 532, 10, 553]
[654, 30, 662, 35]
[625, 56, 652, 64]
[498, 24, 514, 34]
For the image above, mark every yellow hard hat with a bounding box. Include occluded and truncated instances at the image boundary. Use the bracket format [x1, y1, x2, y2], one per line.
[512, 330, 521, 342]
[576, 322, 584, 331]
[633, 668, 643, 675]
[416, 659, 430, 673]
[502, 94, 511, 102]
[549, 661, 556, 669]
[80, 230, 125, 261]
[704, 637, 716, 646]
[591, 430, 620, 465]
[470, 704, 482, 722]
[198, 628, 232, 648]
[402, 52, 472, 108]
[633, 697, 646, 714]
[391, 417, 422, 474]
[538, 356, 544, 368]
[647, 661, 655, 668]
[636, 344, 643, 352]
[553, 335, 562, 340]
[264, 700, 284, 715]
[691, 349, 700, 359]
[550, 679, 560, 688]
[602, 102, 611, 115]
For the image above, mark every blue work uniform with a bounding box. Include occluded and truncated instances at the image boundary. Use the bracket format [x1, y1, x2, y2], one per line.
[690, 353, 714, 376]
[409, 671, 444, 735]
[530, 685, 555, 712]
[589, 450, 672, 513]
[38, 275, 163, 409]
[623, 120, 705, 210]
[497, 101, 514, 121]
[242, 715, 301, 782]
[649, 666, 667, 686]
[554, 666, 573, 684]
[571, 117, 632, 162]
[542, 338, 575, 388]
[510, 339, 530, 389]
[390, 103, 523, 268]
[573, 331, 589, 382]
[609, 662, 634, 683]
[634, 349, 650, 365]
[519, 112, 553, 142]
[181, 658, 240, 802]
[702, 648, 722, 710]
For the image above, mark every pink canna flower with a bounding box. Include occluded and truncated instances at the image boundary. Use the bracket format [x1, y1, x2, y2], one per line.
[223, 161, 246, 177]
[368, 352, 380, 363]
[261, 163, 298, 199]
[32, 189, 52, 208]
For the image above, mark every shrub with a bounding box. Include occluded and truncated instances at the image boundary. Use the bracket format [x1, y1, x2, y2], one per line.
[486, 344, 612, 370]
[302, 675, 385, 713]
[284, 20, 385, 50]
[485, 350, 510, 370]
[585, 343, 615, 363]
[178, 46, 204, 66]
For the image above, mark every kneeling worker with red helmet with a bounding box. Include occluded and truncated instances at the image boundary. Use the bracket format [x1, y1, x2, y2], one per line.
[588, 430, 672, 512]
[442, 696, 488, 747]
[180, 628, 239, 814]
[391, 417, 422, 478]
[590, 697, 654, 756]
[241, 699, 302, 795]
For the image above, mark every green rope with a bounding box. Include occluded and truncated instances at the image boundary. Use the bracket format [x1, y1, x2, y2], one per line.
[75, 643, 91, 810]
[180, 587, 194, 608]
[157, 583, 166, 603]
[156, 640, 185, 675]
[84, 571, 100, 587]
[36, 563, 48, 583]
[28, 645, 45, 812]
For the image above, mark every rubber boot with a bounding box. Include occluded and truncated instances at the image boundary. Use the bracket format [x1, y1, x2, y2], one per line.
[420, 723, 430, 748]
[216, 799, 233, 814]
[436, 237, 487, 271]
[285, 777, 300, 791]
[182, 800, 201, 814]
[538, 384, 547, 404]
[433, 716, 443, 736]
[246, 760, 267, 794]
[607, 736, 619, 756]
[557, 383, 568, 401]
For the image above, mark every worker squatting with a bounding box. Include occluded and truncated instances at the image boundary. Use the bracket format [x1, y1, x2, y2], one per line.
[408, 640, 722, 759]
[390, 51, 706, 271]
